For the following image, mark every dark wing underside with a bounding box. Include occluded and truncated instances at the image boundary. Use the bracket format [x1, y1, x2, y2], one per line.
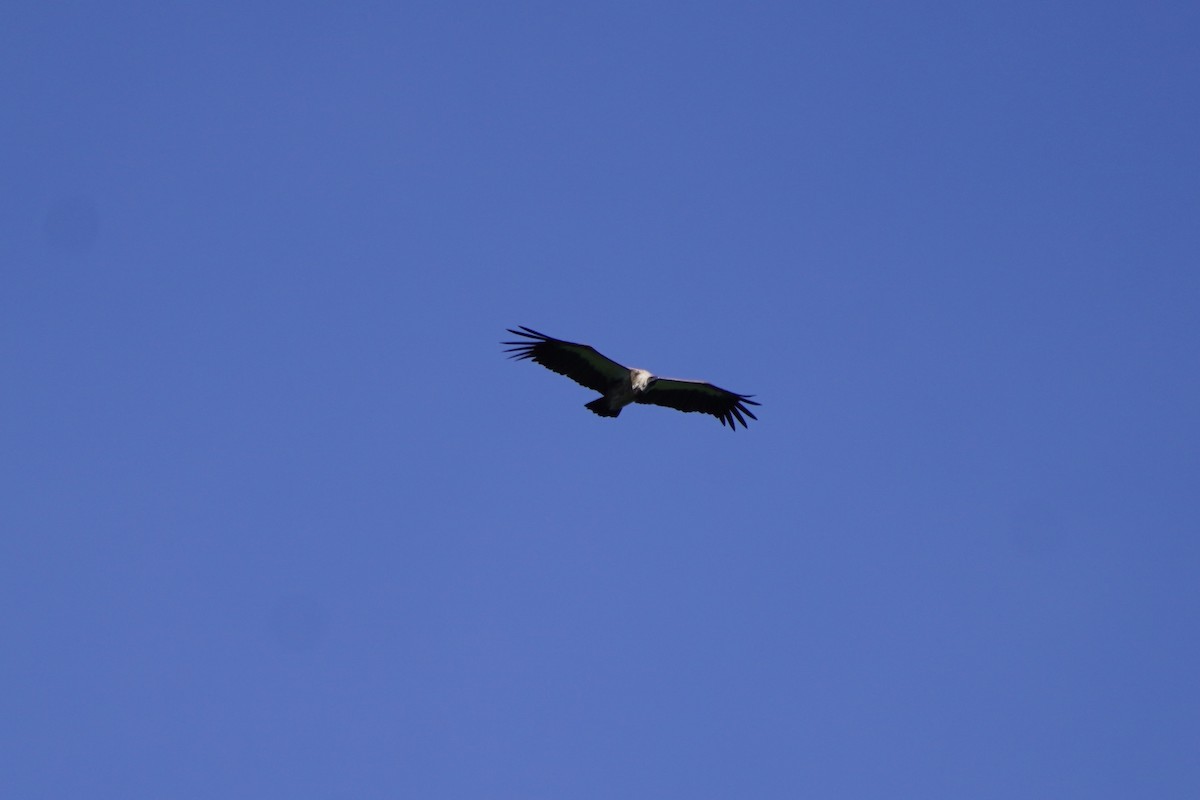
[636, 378, 760, 430]
[502, 326, 629, 393]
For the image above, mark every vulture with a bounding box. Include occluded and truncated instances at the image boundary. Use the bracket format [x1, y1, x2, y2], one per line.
[503, 326, 760, 430]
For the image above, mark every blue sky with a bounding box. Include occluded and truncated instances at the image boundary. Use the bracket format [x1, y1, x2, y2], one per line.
[3, 2, 1198, 797]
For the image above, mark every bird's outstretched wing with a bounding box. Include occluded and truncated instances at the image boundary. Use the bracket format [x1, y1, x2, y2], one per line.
[637, 378, 760, 430]
[502, 326, 629, 393]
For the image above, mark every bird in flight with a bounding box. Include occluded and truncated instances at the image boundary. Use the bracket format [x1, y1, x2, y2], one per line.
[503, 326, 760, 430]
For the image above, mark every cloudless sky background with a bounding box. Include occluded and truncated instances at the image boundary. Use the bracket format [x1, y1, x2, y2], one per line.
[3, 2, 1199, 797]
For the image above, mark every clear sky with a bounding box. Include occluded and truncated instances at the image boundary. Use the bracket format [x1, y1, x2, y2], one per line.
[3, 2, 1198, 797]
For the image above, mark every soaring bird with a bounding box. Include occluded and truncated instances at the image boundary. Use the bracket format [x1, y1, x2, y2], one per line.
[503, 326, 760, 430]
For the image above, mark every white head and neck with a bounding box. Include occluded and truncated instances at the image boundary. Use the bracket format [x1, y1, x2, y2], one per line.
[630, 369, 656, 393]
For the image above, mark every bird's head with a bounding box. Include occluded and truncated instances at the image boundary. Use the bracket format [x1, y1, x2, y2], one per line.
[630, 369, 656, 393]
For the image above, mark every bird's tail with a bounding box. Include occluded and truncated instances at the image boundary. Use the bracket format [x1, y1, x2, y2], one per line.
[585, 398, 621, 417]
